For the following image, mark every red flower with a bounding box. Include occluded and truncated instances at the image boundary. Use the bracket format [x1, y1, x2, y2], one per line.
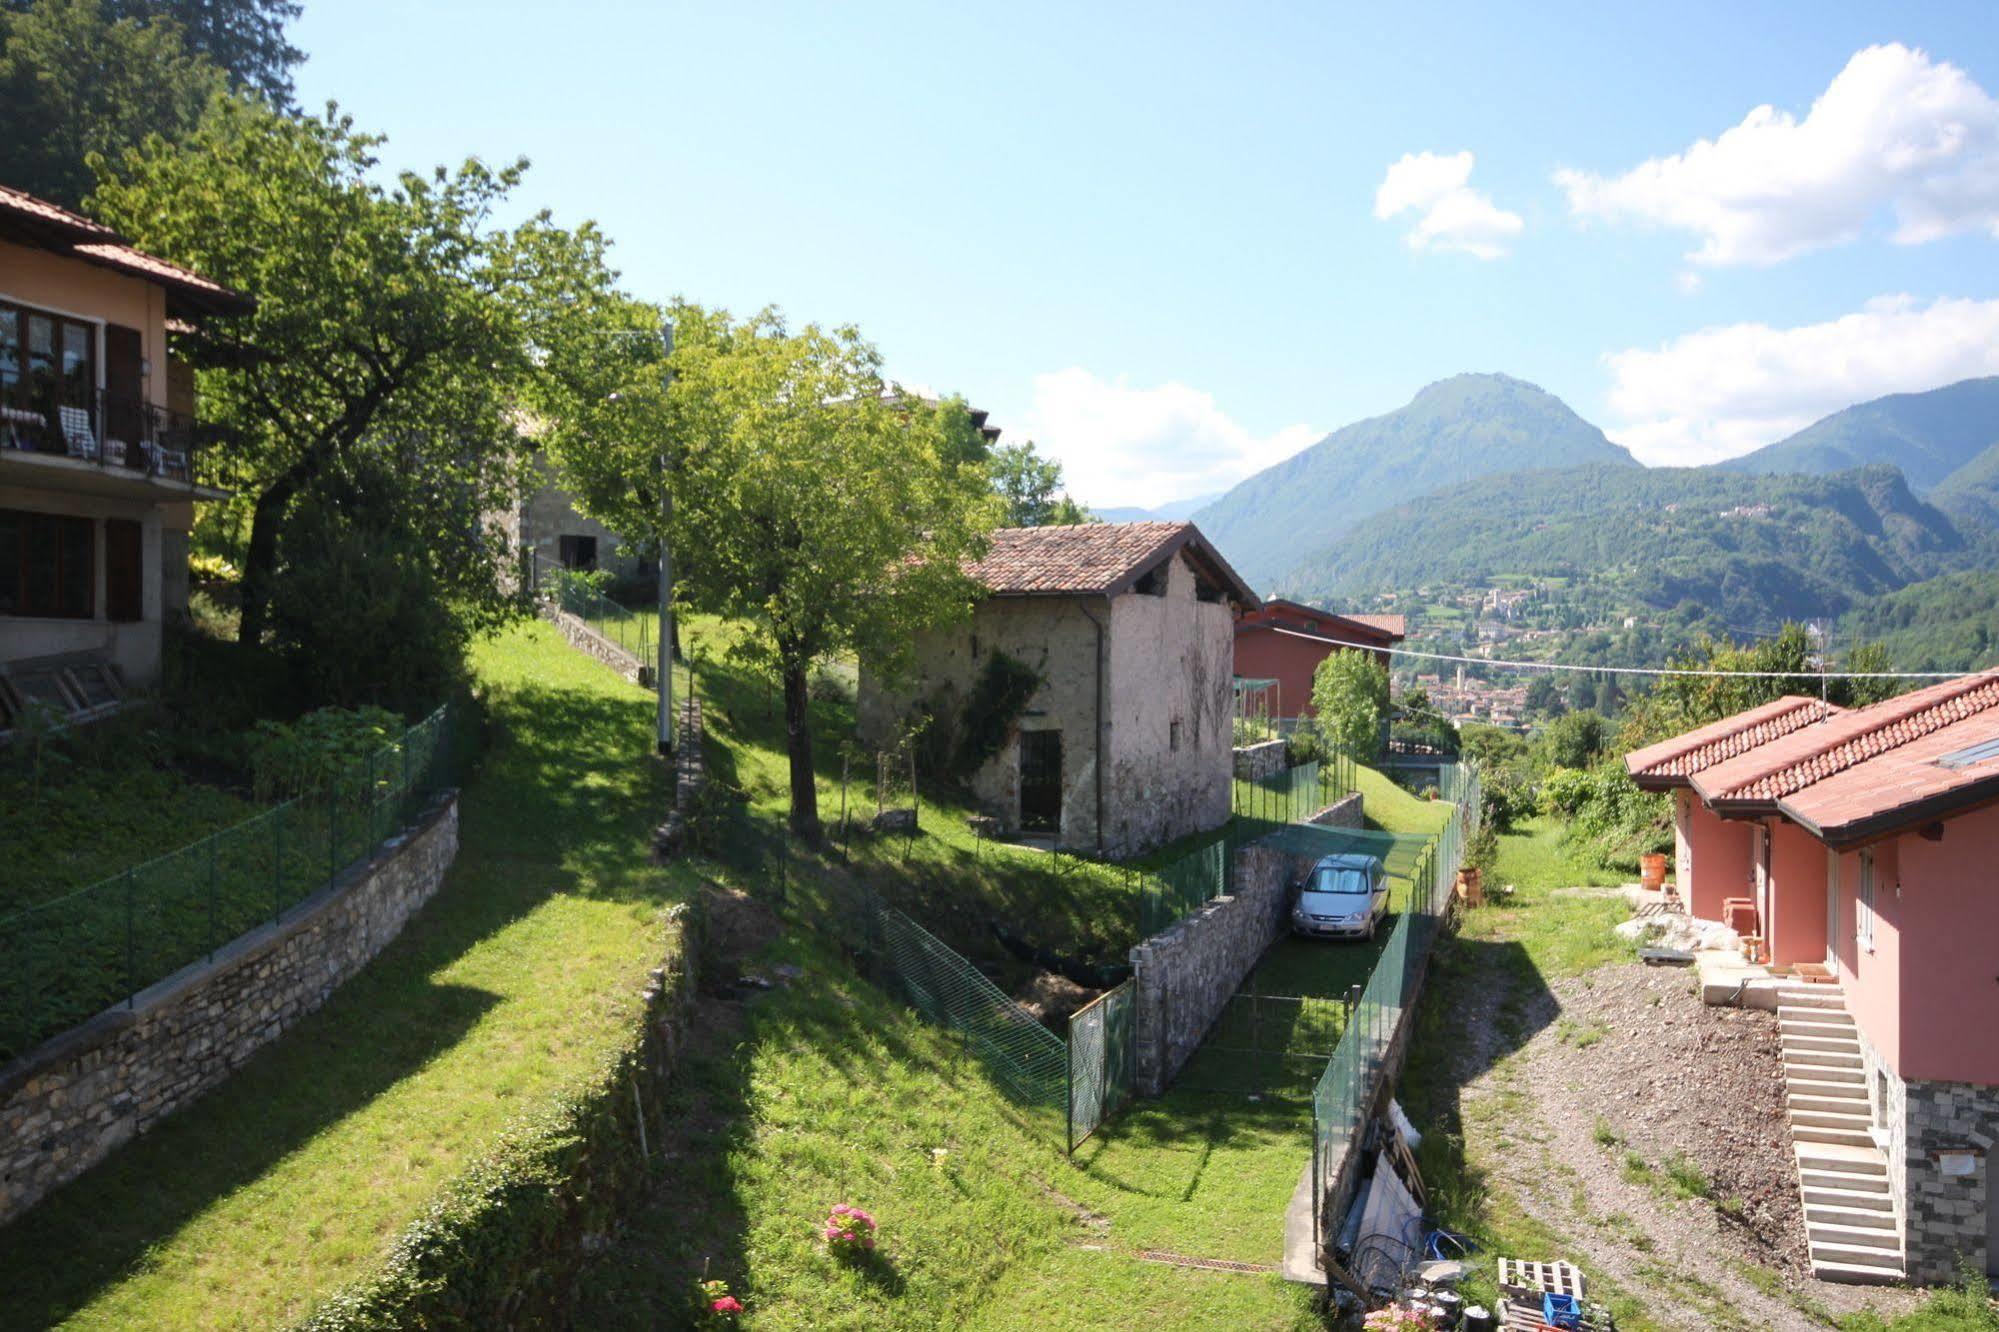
[711, 1295, 743, 1314]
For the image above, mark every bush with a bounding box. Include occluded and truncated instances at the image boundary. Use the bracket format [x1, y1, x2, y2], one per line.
[1542, 764, 1671, 871]
[247, 706, 403, 800]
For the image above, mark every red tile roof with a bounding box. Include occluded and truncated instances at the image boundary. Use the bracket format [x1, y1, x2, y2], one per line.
[1239, 599, 1407, 642]
[1623, 695, 1841, 790]
[0, 184, 252, 318]
[1659, 667, 1999, 844]
[1343, 613, 1408, 639]
[966, 521, 1256, 604]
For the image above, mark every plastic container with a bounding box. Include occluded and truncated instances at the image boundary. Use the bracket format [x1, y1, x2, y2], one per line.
[1543, 1291, 1582, 1329]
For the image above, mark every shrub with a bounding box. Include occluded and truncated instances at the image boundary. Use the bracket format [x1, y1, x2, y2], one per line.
[247, 706, 403, 801]
[694, 1279, 743, 1327]
[951, 652, 1042, 777]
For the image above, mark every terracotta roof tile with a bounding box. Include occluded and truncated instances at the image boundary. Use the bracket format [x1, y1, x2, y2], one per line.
[0, 184, 251, 316]
[1343, 613, 1408, 638]
[1623, 696, 1841, 788]
[1692, 670, 1999, 810]
[1781, 705, 1999, 841]
[965, 522, 1255, 603]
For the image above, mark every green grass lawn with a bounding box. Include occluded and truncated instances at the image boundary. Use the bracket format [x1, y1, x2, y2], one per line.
[0, 621, 698, 1330]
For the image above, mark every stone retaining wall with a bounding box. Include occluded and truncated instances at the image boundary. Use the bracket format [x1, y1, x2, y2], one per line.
[1128, 793, 1367, 1096]
[1233, 740, 1288, 781]
[0, 794, 459, 1226]
[541, 604, 646, 683]
[652, 696, 707, 858]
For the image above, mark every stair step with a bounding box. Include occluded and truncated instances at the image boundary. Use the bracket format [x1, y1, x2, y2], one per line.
[1786, 1060, 1865, 1082]
[1781, 1016, 1857, 1035]
[1796, 1142, 1889, 1174]
[1811, 1237, 1907, 1269]
[1791, 1108, 1876, 1131]
[1789, 1090, 1869, 1113]
[1784, 1038, 1863, 1058]
[1788, 1073, 1868, 1095]
[1802, 1182, 1894, 1210]
[1812, 1257, 1908, 1285]
[1808, 1203, 1901, 1231]
[1794, 1124, 1880, 1149]
[1777, 987, 1847, 1007]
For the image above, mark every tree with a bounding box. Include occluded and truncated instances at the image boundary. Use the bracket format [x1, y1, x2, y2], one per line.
[989, 439, 1091, 527]
[90, 99, 610, 650]
[1539, 710, 1608, 771]
[109, 0, 300, 101]
[667, 310, 999, 841]
[1311, 650, 1388, 762]
[0, 0, 225, 207]
[1622, 623, 1902, 746]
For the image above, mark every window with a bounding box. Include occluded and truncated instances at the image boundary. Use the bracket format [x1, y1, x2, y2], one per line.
[1132, 560, 1168, 596]
[557, 534, 598, 571]
[1170, 718, 1183, 751]
[0, 300, 95, 417]
[1856, 849, 1876, 952]
[0, 508, 94, 618]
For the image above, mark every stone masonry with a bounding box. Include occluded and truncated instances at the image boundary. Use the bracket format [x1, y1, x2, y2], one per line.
[0, 794, 459, 1226]
[1129, 792, 1365, 1095]
[1233, 740, 1288, 781]
[542, 603, 646, 684]
[1901, 1078, 1996, 1283]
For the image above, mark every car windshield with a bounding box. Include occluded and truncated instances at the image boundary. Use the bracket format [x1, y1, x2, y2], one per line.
[1304, 867, 1373, 899]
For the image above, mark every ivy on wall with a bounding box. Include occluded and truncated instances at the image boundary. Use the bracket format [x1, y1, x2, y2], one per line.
[950, 651, 1045, 778]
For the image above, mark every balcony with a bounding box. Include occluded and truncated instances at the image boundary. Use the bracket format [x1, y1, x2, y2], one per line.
[0, 369, 227, 497]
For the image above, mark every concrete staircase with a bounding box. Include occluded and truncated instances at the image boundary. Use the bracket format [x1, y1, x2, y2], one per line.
[1778, 984, 1905, 1284]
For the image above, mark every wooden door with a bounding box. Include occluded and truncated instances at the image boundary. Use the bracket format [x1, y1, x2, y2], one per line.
[105, 519, 142, 622]
[104, 324, 145, 452]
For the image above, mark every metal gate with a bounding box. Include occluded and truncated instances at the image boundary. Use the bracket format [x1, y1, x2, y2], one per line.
[1068, 978, 1134, 1151]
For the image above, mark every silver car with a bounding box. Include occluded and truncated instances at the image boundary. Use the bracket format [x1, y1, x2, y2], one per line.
[1290, 853, 1390, 940]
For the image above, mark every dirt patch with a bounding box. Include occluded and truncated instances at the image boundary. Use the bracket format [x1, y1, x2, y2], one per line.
[1451, 952, 1922, 1330]
[1014, 971, 1099, 1024]
[698, 884, 783, 994]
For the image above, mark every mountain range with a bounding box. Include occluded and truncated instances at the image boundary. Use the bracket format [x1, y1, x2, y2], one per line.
[1162, 371, 1999, 663]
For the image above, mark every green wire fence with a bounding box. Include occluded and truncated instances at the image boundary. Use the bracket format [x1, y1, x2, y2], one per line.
[0, 705, 454, 1063]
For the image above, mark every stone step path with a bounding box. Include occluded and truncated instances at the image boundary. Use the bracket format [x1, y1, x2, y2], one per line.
[1777, 985, 1904, 1284]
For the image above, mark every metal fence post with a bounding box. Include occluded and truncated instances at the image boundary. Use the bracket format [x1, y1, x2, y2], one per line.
[206, 833, 218, 962]
[273, 800, 285, 923]
[328, 777, 340, 889]
[124, 868, 136, 1009]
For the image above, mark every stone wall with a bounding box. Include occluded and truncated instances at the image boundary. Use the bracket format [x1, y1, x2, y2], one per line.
[0, 795, 459, 1226]
[1233, 740, 1287, 781]
[541, 604, 646, 684]
[652, 696, 708, 858]
[1308, 792, 1364, 829]
[1131, 845, 1298, 1095]
[1900, 1077, 1995, 1283]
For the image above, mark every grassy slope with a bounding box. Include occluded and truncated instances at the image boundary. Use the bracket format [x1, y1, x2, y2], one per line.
[570, 616, 1336, 1330]
[0, 621, 696, 1330]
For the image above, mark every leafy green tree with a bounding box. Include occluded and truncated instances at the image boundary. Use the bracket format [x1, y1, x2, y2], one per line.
[1311, 649, 1388, 761]
[91, 98, 610, 649]
[0, 0, 225, 206]
[989, 439, 1090, 527]
[1539, 710, 1608, 771]
[1623, 623, 1901, 745]
[107, 0, 299, 101]
[667, 310, 1000, 841]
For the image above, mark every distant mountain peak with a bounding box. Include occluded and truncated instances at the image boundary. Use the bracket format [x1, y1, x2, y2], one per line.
[1718, 376, 1999, 494]
[1191, 374, 1633, 587]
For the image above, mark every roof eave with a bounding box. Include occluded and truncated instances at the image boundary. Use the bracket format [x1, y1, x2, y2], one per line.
[1787, 776, 1999, 851]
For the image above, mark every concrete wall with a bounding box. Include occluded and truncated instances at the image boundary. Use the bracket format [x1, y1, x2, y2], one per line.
[0, 239, 172, 412]
[1767, 816, 1828, 969]
[1838, 838, 1905, 1079]
[1103, 552, 1234, 856]
[1675, 790, 1753, 922]
[1890, 802, 1999, 1086]
[0, 794, 459, 1225]
[1, 481, 195, 685]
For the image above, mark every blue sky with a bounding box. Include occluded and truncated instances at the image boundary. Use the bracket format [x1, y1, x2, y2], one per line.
[293, 2, 1999, 508]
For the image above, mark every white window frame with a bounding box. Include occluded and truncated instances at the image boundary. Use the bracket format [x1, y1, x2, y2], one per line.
[1856, 849, 1876, 953]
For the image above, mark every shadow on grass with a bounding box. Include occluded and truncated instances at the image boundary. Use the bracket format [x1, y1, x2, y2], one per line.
[0, 979, 501, 1328]
[0, 638, 688, 1325]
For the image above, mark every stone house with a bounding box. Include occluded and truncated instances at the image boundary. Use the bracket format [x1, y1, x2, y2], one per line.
[0, 183, 250, 727]
[1627, 677, 1999, 1285]
[858, 521, 1258, 857]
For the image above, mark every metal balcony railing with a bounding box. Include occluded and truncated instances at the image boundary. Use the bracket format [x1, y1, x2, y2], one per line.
[0, 369, 224, 488]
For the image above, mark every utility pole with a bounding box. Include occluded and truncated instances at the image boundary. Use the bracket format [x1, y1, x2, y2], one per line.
[656, 320, 675, 756]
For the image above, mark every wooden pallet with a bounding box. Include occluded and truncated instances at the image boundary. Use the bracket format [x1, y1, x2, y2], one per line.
[1497, 1258, 1585, 1300]
[1500, 1297, 1613, 1330]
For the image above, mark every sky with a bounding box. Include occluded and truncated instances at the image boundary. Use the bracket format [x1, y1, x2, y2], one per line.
[292, 2, 1999, 510]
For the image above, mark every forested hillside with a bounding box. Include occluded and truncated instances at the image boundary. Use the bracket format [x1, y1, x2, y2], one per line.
[1191, 372, 1636, 587]
[1840, 569, 1999, 672]
[1718, 376, 1999, 494]
[1275, 463, 1966, 629]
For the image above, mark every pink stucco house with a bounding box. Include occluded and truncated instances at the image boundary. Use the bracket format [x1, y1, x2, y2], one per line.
[1627, 676, 1999, 1285]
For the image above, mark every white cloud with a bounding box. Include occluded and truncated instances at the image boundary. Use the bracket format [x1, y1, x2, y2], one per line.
[1374, 151, 1524, 259]
[1021, 369, 1319, 510]
[1602, 294, 1999, 465]
[1556, 44, 1999, 266]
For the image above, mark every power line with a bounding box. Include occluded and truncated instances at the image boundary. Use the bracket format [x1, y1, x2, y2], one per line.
[1265, 625, 1974, 682]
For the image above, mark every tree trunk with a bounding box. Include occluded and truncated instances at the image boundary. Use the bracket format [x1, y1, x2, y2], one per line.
[782, 659, 822, 845]
[238, 477, 294, 646]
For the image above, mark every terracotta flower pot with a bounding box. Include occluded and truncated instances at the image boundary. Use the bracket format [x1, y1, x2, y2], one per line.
[1640, 852, 1667, 890]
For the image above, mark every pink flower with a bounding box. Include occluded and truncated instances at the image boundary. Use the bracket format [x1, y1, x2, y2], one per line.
[711, 1295, 743, 1314]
